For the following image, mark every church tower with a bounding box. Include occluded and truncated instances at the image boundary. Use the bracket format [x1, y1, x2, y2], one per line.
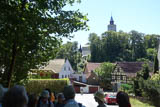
[108, 16, 117, 31]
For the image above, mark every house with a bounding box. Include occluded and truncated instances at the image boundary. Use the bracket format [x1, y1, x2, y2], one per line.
[72, 73, 86, 83]
[84, 62, 101, 85]
[112, 62, 153, 83]
[73, 80, 100, 93]
[37, 59, 74, 79]
[36, 59, 87, 83]
[70, 62, 102, 93]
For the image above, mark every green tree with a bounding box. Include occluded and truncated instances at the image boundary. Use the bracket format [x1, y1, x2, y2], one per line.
[144, 35, 159, 49]
[56, 41, 82, 71]
[130, 30, 146, 61]
[88, 33, 102, 62]
[154, 53, 159, 74]
[101, 31, 131, 62]
[146, 48, 156, 61]
[0, 0, 88, 87]
[137, 62, 150, 80]
[95, 62, 115, 90]
[134, 62, 151, 96]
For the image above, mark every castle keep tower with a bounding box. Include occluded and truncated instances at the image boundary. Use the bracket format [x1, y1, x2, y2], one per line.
[108, 16, 116, 31]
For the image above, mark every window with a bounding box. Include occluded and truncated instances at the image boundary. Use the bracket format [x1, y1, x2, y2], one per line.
[64, 66, 66, 71]
[65, 75, 67, 78]
[68, 67, 70, 71]
[62, 75, 64, 78]
[120, 75, 123, 80]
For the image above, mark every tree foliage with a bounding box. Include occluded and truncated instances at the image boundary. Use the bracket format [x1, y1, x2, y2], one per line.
[134, 62, 151, 96]
[56, 41, 82, 71]
[154, 53, 159, 73]
[0, 0, 88, 87]
[89, 31, 159, 63]
[95, 62, 115, 90]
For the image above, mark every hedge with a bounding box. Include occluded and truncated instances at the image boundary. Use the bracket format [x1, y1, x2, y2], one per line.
[25, 78, 70, 94]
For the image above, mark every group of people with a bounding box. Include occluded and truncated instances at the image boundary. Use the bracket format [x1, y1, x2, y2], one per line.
[0, 84, 131, 107]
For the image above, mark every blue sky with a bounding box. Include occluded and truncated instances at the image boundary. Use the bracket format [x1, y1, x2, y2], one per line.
[63, 0, 160, 46]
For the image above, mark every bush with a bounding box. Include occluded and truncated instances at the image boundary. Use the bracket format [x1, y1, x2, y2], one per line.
[133, 78, 144, 96]
[150, 72, 160, 81]
[121, 83, 133, 93]
[25, 78, 70, 94]
[143, 80, 160, 107]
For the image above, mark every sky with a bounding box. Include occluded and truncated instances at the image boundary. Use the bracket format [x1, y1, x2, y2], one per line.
[63, 0, 160, 46]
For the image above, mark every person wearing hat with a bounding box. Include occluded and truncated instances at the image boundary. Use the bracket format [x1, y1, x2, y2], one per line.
[94, 91, 106, 107]
[37, 90, 54, 107]
[63, 85, 85, 107]
[55, 93, 65, 107]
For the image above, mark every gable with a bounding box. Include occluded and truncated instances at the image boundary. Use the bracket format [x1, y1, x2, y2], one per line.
[61, 59, 74, 73]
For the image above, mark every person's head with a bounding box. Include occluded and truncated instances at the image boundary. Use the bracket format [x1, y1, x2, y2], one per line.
[57, 93, 65, 103]
[94, 91, 105, 104]
[116, 91, 131, 107]
[41, 90, 50, 103]
[28, 94, 38, 107]
[63, 85, 75, 100]
[2, 85, 28, 107]
[45, 88, 51, 96]
[0, 84, 8, 103]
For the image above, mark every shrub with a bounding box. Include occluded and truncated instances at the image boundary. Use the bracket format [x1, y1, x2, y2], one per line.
[143, 80, 160, 107]
[25, 78, 70, 94]
[121, 83, 133, 93]
[133, 78, 144, 96]
[150, 72, 160, 81]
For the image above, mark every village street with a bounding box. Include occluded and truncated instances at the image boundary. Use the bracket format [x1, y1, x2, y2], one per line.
[75, 94, 118, 107]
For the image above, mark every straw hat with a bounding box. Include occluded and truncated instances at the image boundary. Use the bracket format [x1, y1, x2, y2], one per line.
[94, 91, 106, 102]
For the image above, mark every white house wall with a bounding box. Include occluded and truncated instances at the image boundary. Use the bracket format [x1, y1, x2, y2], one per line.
[72, 73, 87, 83]
[59, 59, 74, 78]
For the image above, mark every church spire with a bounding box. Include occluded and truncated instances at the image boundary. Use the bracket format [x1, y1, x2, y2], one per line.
[110, 16, 114, 25]
[108, 15, 116, 32]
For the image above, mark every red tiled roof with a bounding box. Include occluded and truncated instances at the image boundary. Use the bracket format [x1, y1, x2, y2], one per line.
[84, 62, 101, 79]
[85, 62, 101, 73]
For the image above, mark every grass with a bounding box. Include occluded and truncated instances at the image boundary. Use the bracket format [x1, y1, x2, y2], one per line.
[130, 98, 155, 107]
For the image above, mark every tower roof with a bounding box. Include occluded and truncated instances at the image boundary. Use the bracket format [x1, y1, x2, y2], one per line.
[110, 16, 114, 22]
[110, 16, 114, 25]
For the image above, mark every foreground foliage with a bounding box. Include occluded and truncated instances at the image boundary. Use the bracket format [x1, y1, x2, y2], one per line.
[0, 0, 88, 87]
